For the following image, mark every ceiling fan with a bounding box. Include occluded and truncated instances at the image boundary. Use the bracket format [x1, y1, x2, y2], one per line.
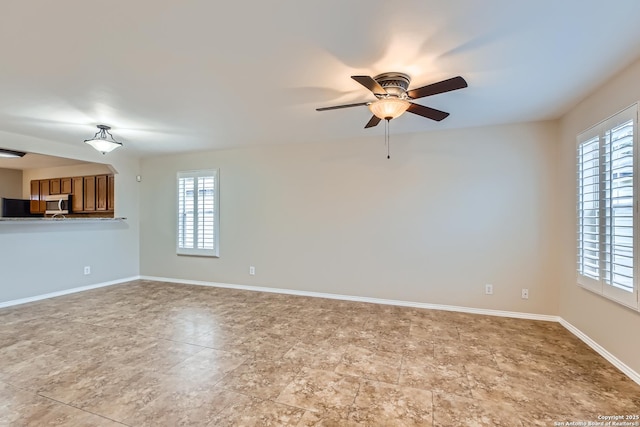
[316, 72, 468, 128]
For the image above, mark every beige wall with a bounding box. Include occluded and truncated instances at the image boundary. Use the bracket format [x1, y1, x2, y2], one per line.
[140, 120, 560, 314]
[0, 132, 140, 303]
[0, 167, 23, 199]
[558, 57, 640, 374]
[0, 167, 24, 217]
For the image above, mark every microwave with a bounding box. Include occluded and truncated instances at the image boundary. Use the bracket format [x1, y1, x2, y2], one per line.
[44, 194, 72, 215]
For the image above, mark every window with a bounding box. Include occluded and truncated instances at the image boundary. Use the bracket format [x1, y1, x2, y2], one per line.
[577, 104, 638, 310]
[177, 169, 219, 257]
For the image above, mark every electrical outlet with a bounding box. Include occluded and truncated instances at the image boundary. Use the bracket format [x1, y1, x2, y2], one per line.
[84, 266, 91, 275]
[522, 288, 529, 299]
[485, 284, 493, 295]
[249, 266, 255, 275]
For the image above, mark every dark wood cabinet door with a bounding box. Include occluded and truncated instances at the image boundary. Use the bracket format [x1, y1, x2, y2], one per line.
[49, 179, 61, 195]
[71, 177, 84, 212]
[84, 176, 96, 211]
[39, 180, 49, 212]
[96, 175, 107, 211]
[30, 180, 40, 213]
[107, 175, 115, 211]
[61, 178, 72, 194]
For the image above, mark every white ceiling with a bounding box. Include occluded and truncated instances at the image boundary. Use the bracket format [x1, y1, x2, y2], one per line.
[1, 0, 640, 157]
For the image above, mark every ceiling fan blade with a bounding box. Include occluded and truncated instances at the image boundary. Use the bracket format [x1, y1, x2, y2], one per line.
[407, 103, 450, 121]
[407, 76, 468, 100]
[351, 76, 387, 95]
[364, 115, 381, 128]
[316, 102, 369, 111]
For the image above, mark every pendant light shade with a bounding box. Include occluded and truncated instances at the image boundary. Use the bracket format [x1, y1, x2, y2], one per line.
[368, 98, 410, 120]
[84, 125, 123, 154]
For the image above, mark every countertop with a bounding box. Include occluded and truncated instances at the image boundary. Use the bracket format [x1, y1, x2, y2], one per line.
[0, 217, 127, 223]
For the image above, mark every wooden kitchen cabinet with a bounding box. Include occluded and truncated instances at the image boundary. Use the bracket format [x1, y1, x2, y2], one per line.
[107, 175, 115, 211]
[30, 174, 113, 216]
[30, 180, 41, 213]
[49, 179, 60, 195]
[38, 180, 49, 212]
[30, 179, 50, 213]
[71, 177, 84, 212]
[61, 178, 72, 194]
[96, 175, 107, 211]
[84, 176, 96, 211]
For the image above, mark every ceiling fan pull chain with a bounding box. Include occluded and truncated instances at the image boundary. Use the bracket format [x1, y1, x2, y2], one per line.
[386, 118, 391, 159]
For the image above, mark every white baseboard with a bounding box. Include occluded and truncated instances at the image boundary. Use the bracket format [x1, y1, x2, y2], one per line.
[0, 276, 139, 308]
[140, 275, 559, 321]
[141, 275, 640, 386]
[558, 318, 640, 386]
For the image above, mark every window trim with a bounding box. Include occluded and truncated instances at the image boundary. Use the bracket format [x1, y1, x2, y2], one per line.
[576, 103, 639, 311]
[176, 169, 220, 258]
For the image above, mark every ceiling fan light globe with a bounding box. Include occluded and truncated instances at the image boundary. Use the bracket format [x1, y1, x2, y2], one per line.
[368, 98, 410, 120]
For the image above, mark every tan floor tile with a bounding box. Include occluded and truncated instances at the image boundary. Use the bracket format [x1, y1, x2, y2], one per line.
[109, 338, 205, 373]
[166, 347, 248, 384]
[435, 341, 497, 368]
[402, 337, 435, 359]
[124, 382, 244, 426]
[296, 408, 356, 426]
[466, 364, 556, 406]
[20, 403, 124, 427]
[2, 279, 640, 425]
[2, 347, 92, 390]
[410, 320, 459, 342]
[216, 357, 302, 400]
[399, 356, 472, 398]
[348, 380, 433, 426]
[38, 361, 143, 404]
[234, 330, 299, 360]
[0, 339, 57, 374]
[283, 341, 347, 370]
[69, 370, 166, 423]
[276, 367, 361, 412]
[0, 381, 122, 427]
[207, 396, 305, 426]
[334, 345, 402, 384]
[433, 391, 524, 427]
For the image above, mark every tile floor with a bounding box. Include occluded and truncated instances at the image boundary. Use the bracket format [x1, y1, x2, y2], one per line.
[1, 280, 639, 426]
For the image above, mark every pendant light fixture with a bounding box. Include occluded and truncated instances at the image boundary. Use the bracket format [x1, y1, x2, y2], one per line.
[0, 148, 26, 158]
[84, 125, 123, 154]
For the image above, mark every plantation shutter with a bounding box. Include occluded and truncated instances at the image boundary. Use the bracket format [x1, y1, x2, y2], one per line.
[603, 119, 634, 294]
[577, 135, 600, 284]
[576, 104, 638, 310]
[177, 169, 219, 257]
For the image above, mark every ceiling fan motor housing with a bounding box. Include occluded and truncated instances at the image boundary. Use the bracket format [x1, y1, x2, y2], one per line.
[373, 72, 411, 98]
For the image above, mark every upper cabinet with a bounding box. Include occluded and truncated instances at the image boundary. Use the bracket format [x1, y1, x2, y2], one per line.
[50, 178, 60, 195]
[62, 178, 72, 194]
[49, 178, 72, 195]
[30, 173, 114, 217]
